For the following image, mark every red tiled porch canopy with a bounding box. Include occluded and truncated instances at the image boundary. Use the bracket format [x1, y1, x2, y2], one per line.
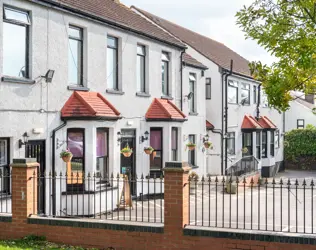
[145, 98, 187, 122]
[258, 116, 277, 130]
[61, 91, 121, 120]
[241, 115, 262, 130]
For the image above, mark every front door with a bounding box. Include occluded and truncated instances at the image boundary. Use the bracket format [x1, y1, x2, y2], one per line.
[0, 138, 10, 195]
[25, 140, 46, 215]
[120, 129, 136, 195]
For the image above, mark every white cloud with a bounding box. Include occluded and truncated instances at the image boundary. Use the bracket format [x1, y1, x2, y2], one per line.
[121, 0, 275, 65]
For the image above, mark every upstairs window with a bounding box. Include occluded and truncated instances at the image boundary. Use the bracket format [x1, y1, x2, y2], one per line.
[206, 78, 211, 99]
[189, 73, 196, 113]
[68, 26, 83, 86]
[137, 45, 146, 93]
[3, 6, 31, 78]
[241, 83, 250, 105]
[297, 119, 305, 129]
[228, 80, 238, 104]
[107, 36, 119, 90]
[161, 52, 170, 96]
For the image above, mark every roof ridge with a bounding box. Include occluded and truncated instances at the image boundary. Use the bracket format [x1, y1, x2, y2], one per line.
[166, 100, 186, 118]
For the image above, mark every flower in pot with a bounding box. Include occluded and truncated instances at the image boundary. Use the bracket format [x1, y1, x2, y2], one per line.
[60, 149, 73, 163]
[186, 142, 196, 151]
[121, 145, 133, 157]
[204, 141, 213, 149]
[144, 146, 154, 155]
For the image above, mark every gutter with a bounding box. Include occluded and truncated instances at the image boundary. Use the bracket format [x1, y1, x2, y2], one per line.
[30, 0, 186, 50]
[51, 120, 67, 216]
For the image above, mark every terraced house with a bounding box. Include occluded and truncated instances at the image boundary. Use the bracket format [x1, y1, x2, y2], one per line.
[132, 6, 285, 178]
[0, 0, 209, 215]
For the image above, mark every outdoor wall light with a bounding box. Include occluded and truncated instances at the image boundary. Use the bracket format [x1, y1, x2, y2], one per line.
[42, 69, 55, 83]
[140, 131, 149, 143]
[117, 132, 122, 143]
[18, 132, 29, 148]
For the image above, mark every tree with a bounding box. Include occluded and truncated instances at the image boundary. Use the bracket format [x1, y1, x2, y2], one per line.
[236, 0, 316, 111]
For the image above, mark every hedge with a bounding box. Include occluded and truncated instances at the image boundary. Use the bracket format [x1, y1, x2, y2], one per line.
[285, 127, 316, 162]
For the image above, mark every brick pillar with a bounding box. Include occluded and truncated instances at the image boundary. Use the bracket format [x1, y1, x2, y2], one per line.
[11, 158, 39, 224]
[163, 162, 191, 235]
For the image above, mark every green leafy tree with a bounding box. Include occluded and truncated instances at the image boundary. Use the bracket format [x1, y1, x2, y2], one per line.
[236, 0, 316, 111]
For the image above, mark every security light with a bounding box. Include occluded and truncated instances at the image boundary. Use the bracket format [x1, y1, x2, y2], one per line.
[42, 69, 55, 83]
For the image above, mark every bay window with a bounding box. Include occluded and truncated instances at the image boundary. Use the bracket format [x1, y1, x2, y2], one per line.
[256, 132, 261, 159]
[262, 131, 267, 158]
[3, 6, 30, 78]
[171, 128, 178, 161]
[96, 128, 108, 179]
[242, 132, 253, 157]
[270, 131, 275, 157]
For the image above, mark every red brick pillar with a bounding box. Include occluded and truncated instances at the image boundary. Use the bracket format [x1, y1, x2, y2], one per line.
[163, 162, 191, 236]
[11, 159, 39, 225]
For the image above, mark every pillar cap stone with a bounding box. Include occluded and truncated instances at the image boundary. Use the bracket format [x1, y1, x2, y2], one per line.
[11, 158, 39, 168]
[163, 162, 191, 173]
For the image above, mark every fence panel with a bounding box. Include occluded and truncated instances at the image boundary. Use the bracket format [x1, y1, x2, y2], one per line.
[189, 176, 316, 234]
[0, 169, 11, 214]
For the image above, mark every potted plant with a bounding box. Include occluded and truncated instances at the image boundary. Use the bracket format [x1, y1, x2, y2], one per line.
[144, 146, 154, 155]
[204, 141, 213, 149]
[121, 145, 133, 157]
[241, 147, 248, 154]
[186, 142, 196, 151]
[60, 149, 73, 163]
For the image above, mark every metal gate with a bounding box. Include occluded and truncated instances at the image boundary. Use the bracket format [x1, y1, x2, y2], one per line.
[25, 140, 46, 215]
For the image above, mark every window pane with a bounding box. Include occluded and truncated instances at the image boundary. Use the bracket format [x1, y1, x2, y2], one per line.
[171, 128, 178, 150]
[68, 131, 84, 157]
[228, 86, 237, 103]
[188, 135, 195, 165]
[68, 39, 82, 85]
[137, 55, 145, 92]
[107, 47, 118, 89]
[162, 61, 168, 95]
[3, 22, 27, 77]
[189, 80, 195, 112]
[150, 130, 162, 150]
[69, 26, 82, 39]
[253, 86, 257, 104]
[161, 52, 169, 61]
[189, 74, 196, 81]
[241, 89, 250, 104]
[206, 78, 211, 99]
[96, 129, 107, 157]
[4, 7, 30, 24]
[137, 45, 145, 56]
[107, 36, 118, 48]
[0, 140, 7, 166]
[227, 132, 235, 155]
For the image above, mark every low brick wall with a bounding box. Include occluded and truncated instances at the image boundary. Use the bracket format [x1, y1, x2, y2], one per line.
[2, 160, 316, 250]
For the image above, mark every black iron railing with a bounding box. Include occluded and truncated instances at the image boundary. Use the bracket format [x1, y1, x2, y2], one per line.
[32, 172, 164, 224]
[0, 169, 11, 214]
[189, 176, 316, 234]
[226, 156, 259, 176]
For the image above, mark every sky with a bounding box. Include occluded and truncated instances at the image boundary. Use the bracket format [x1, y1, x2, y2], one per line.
[121, 0, 275, 66]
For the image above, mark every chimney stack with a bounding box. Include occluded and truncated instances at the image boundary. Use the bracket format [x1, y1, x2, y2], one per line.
[305, 93, 315, 104]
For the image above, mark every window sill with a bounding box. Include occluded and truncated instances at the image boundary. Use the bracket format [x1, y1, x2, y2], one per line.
[106, 89, 125, 95]
[161, 95, 173, 100]
[1, 76, 35, 84]
[136, 92, 151, 98]
[190, 165, 199, 169]
[189, 112, 198, 116]
[67, 86, 90, 91]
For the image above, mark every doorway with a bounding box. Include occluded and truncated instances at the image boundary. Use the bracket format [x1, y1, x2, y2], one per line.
[120, 129, 136, 195]
[25, 140, 46, 215]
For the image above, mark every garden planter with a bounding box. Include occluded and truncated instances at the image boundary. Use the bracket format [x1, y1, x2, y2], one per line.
[204, 142, 212, 149]
[187, 145, 196, 151]
[144, 149, 153, 155]
[152, 151, 157, 157]
[122, 152, 132, 157]
[62, 155, 72, 163]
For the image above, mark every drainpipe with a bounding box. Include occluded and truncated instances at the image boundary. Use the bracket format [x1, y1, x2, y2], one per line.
[256, 83, 262, 120]
[224, 60, 234, 176]
[180, 50, 185, 111]
[51, 120, 67, 216]
[220, 70, 228, 175]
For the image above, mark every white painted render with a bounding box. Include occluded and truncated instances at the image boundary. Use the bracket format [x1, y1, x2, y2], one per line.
[285, 100, 316, 132]
[0, 0, 207, 180]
